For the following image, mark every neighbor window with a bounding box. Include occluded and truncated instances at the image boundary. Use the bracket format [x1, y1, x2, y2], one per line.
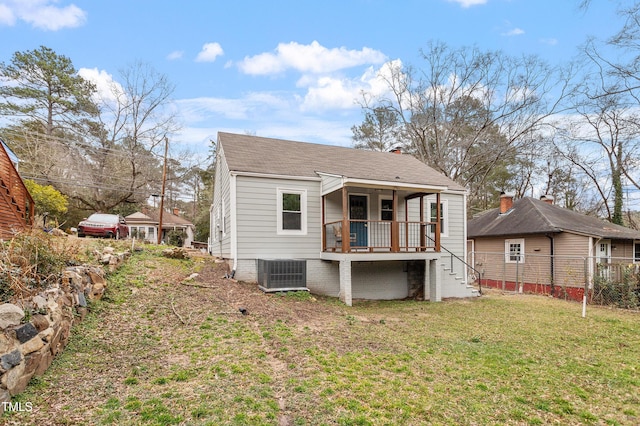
[505, 239, 525, 263]
[635, 242, 640, 263]
[277, 189, 307, 235]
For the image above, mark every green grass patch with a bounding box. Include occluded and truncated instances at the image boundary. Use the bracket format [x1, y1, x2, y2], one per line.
[11, 252, 640, 425]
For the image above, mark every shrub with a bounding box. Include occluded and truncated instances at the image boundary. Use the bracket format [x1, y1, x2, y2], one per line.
[592, 265, 640, 309]
[166, 230, 186, 247]
[0, 229, 78, 302]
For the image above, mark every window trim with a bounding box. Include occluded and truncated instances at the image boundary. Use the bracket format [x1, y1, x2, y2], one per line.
[505, 238, 525, 263]
[277, 188, 307, 235]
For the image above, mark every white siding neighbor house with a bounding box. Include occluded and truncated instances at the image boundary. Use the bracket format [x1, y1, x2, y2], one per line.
[126, 208, 195, 247]
[210, 132, 478, 306]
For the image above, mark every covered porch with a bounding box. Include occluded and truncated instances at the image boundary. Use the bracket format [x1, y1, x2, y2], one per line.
[320, 174, 444, 254]
[318, 174, 446, 306]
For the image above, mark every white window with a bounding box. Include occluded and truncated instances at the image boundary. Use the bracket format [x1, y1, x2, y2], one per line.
[147, 226, 155, 239]
[380, 196, 393, 221]
[505, 239, 525, 263]
[428, 199, 448, 237]
[277, 188, 307, 235]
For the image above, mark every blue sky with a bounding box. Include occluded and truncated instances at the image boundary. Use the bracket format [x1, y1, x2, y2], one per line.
[0, 0, 624, 156]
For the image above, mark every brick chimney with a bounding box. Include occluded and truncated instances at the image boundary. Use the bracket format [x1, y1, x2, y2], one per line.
[172, 208, 180, 216]
[500, 192, 514, 214]
[540, 194, 554, 205]
[141, 206, 149, 215]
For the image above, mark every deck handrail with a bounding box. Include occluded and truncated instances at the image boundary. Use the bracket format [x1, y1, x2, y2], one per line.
[324, 219, 439, 253]
[427, 234, 482, 294]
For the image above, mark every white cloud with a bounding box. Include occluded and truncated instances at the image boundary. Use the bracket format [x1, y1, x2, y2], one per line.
[238, 41, 387, 75]
[0, 4, 16, 25]
[298, 59, 404, 112]
[447, 0, 487, 8]
[195, 42, 224, 62]
[362, 59, 404, 99]
[301, 77, 359, 111]
[176, 93, 290, 122]
[0, 0, 86, 30]
[173, 59, 407, 150]
[78, 67, 122, 104]
[502, 27, 525, 36]
[167, 50, 184, 61]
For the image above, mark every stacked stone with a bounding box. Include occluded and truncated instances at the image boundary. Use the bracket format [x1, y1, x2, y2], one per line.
[0, 247, 128, 403]
[162, 247, 190, 259]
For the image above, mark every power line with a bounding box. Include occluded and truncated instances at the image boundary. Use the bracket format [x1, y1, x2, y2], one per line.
[22, 175, 155, 196]
[0, 129, 165, 161]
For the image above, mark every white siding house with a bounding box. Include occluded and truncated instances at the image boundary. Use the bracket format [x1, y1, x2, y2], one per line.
[126, 208, 195, 247]
[210, 132, 478, 306]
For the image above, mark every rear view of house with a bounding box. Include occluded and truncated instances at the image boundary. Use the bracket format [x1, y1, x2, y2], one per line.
[210, 132, 478, 305]
[0, 139, 34, 238]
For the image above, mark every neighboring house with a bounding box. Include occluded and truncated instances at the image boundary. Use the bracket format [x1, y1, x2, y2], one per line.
[0, 138, 34, 238]
[209, 132, 478, 306]
[467, 193, 640, 300]
[126, 208, 195, 247]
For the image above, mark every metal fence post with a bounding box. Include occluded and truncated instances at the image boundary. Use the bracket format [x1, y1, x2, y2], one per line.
[516, 256, 522, 293]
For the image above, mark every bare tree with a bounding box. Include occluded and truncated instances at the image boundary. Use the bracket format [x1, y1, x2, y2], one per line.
[557, 84, 640, 223]
[64, 62, 180, 212]
[357, 42, 570, 213]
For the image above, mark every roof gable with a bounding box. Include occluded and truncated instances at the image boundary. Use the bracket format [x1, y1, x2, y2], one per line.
[126, 212, 152, 220]
[217, 132, 465, 191]
[126, 209, 194, 227]
[468, 197, 640, 240]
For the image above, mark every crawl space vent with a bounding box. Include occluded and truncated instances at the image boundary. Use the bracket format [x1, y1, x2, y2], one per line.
[257, 259, 307, 292]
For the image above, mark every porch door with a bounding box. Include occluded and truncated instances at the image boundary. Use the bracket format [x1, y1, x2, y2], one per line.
[349, 194, 368, 247]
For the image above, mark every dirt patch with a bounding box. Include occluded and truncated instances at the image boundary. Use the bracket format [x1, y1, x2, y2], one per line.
[5, 251, 347, 425]
[192, 260, 341, 326]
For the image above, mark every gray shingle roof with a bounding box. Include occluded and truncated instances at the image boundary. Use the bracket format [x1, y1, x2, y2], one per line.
[468, 197, 640, 240]
[126, 209, 194, 227]
[218, 132, 465, 191]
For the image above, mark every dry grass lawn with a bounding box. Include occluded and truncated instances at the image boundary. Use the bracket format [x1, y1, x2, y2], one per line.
[3, 245, 639, 425]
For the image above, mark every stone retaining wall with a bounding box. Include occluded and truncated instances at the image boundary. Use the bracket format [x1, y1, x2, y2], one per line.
[0, 247, 129, 403]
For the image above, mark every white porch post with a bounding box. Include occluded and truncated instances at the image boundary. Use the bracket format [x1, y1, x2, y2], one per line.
[425, 258, 442, 302]
[339, 259, 352, 306]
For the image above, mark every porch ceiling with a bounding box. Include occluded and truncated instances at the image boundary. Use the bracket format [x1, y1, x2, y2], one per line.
[319, 173, 448, 196]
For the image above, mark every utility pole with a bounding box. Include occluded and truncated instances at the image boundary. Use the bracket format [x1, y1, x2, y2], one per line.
[157, 136, 169, 244]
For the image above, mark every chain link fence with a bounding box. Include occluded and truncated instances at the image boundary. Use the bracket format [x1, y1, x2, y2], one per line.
[468, 251, 640, 313]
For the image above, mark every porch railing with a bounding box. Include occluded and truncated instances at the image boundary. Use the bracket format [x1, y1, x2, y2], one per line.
[323, 220, 439, 253]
